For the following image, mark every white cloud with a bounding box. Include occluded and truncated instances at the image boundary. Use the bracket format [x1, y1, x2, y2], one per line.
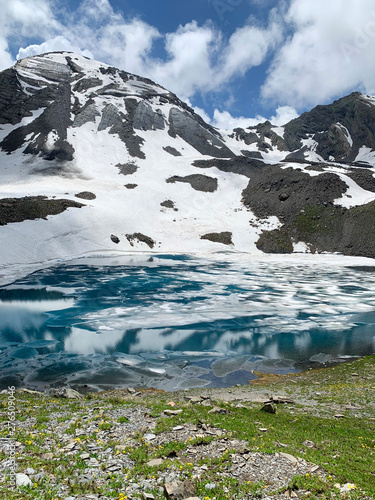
[17, 36, 93, 61]
[269, 105, 299, 125]
[218, 15, 282, 82]
[262, 0, 375, 107]
[6, 0, 375, 124]
[148, 21, 220, 99]
[0, 0, 58, 70]
[212, 105, 298, 129]
[11, 0, 281, 102]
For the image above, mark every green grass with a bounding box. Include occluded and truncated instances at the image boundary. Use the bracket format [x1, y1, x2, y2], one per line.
[0, 355, 373, 499]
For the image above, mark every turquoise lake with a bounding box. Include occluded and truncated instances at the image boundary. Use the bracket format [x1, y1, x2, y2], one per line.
[0, 254, 374, 391]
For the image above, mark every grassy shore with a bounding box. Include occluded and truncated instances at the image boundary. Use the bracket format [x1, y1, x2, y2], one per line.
[0, 355, 374, 499]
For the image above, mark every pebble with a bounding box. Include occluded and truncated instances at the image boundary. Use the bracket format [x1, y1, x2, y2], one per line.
[144, 433, 156, 441]
[16, 473, 32, 487]
[146, 458, 164, 467]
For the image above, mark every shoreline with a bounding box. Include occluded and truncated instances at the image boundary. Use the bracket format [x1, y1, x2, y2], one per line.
[0, 355, 374, 499]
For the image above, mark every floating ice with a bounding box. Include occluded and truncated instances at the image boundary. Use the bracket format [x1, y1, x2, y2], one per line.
[0, 254, 375, 390]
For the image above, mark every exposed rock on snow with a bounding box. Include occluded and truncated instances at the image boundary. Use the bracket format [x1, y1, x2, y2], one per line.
[1, 52, 375, 271]
[0, 196, 84, 226]
[166, 174, 218, 192]
[200, 232, 233, 245]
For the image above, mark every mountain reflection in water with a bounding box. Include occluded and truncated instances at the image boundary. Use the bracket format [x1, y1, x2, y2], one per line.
[0, 254, 374, 391]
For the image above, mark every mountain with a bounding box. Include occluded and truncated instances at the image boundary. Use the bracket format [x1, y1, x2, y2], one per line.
[1, 51, 375, 278]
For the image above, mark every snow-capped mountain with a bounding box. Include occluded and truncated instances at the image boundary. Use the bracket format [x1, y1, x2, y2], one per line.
[1, 51, 375, 277]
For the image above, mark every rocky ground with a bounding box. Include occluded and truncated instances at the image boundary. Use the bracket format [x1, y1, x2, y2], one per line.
[0, 356, 374, 500]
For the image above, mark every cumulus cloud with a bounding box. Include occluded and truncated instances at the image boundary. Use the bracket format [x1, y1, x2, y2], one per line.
[0, 0, 59, 70]
[10, 0, 281, 102]
[5, 0, 374, 126]
[17, 36, 93, 61]
[211, 105, 298, 129]
[218, 14, 282, 82]
[262, 0, 375, 107]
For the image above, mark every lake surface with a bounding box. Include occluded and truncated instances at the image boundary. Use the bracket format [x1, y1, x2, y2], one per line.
[0, 254, 375, 391]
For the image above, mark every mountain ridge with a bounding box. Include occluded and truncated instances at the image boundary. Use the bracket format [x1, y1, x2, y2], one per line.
[1, 51, 375, 277]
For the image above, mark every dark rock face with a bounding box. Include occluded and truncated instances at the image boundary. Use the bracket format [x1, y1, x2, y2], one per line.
[124, 184, 138, 189]
[1, 80, 74, 162]
[110, 234, 120, 244]
[126, 233, 155, 248]
[0, 196, 84, 226]
[201, 232, 233, 245]
[230, 121, 287, 152]
[133, 101, 165, 130]
[166, 174, 218, 192]
[72, 101, 100, 127]
[168, 107, 233, 158]
[283, 92, 375, 161]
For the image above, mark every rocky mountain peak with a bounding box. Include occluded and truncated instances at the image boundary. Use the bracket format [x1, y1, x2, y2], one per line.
[1, 52, 375, 272]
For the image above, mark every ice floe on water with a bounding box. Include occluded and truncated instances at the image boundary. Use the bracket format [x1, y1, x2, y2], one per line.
[0, 253, 375, 391]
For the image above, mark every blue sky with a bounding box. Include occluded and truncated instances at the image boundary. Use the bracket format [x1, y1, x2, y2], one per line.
[2, 0, 375, 128]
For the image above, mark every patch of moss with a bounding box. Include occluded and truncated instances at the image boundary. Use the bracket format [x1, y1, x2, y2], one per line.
[256, 229, 293, 253]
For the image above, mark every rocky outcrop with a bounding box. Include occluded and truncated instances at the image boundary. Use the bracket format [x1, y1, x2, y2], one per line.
[166, 174, 218, 192]
[126, 233, 155, 248]
[0, 196, 84, 226]
[200, 232, 233, 245]
[168, 107, 233, 158]
[133, 101, 165, 130]
[284, 92, 375, 161]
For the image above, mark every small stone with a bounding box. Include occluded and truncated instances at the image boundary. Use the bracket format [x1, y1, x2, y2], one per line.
[63, 388, 83, 399]
[279, 452, 298, 465]
[111, 234, 120, 244]
[164, 409, 183, 416]
[185, 396, 202, 404]
[16, 473, 32, 487]
[80, 453, 90, 460]
[32, 472, 45, 482]
[107, 464, 121, 472]
[115, 445, 127, 451]
[143, 493, 155, 500]
[205, 483, 216, 490]
[167, 401, 176, 407]
[88, 457, 100, 467]
[303, 440, 315, 448]
[279, 192, 289, 201]
[127, 387, 136, 394]
[259, 428, 268, 432]
[164, 481, 195, 499]
[41, 453, 54, 460]
[144, 433, 156, 441]
[147, 458, 164, 467]
[208, 406, 227, 414]
[261, 403, 276, 414]
[64, 441, 77, 451]
[310, 465, 320, 472]
[172, 425, 184, 431]
[334, 414, 346, 418]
